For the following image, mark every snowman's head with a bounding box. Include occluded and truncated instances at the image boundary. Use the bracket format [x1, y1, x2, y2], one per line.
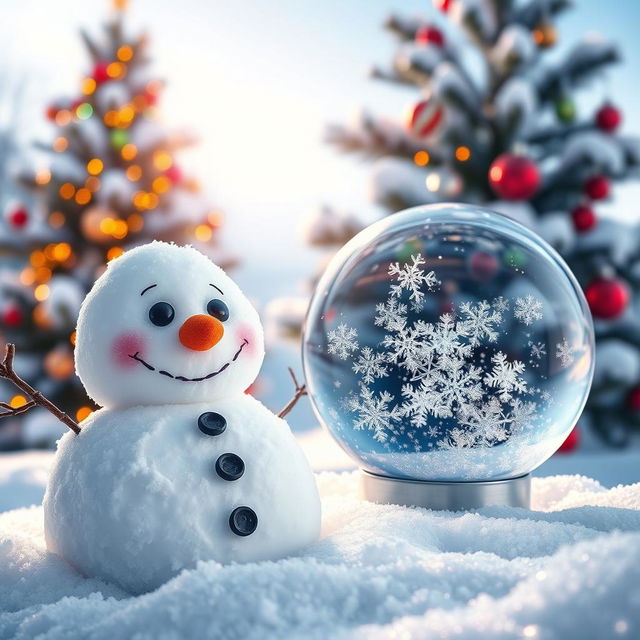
[75, 242, 265, 408]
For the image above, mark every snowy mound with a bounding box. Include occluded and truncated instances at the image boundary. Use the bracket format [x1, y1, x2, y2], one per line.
[2, 472, 640, 639]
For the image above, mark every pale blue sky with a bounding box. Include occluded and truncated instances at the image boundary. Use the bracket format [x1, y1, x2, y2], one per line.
[2, 0, 639, 302]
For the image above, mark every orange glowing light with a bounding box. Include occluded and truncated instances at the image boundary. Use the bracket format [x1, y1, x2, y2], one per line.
[49, 211, 65, 228]
[152, 176, 171, 194]
[44, 244, 57, 261]
[153, 150, 172, 171]
[455, 146, 471, 161]
[34, 284, 50, 301]
[70, 331, 77, 346]
[35, 169, 51, 185]
[75, 188, 92, 205]
[118, 105, 135, 125]
[126, 165, 142, 181]
[107, 246, 124, 261]
[20, 268, 36, 286]
[117, 45, 133, 62]
[208, 210, 224, 227]
[82, 77, 97, 95]
[106, 62, 125, 79]
[111, 220, 128, 239]
[53, 243, 72, 262]
[100, 218, 115, 235]
[85, 176, 101, 191]
[414, 150, 430, 166]
[53, 137, 68, 152]
[55, 110, 72, 126]
[121, 143, 137, 161]
[104, 110, 119, 127]
[10, 395, 27, 409]
[59, 183, 75, 199]
[127, 213, 144, 231]
[30, 250, 46, 267]
[76, 406, 93, 422]
[87, 158, 104, 175]
[194, 224, 213, 242]
[35, 266, 52, 282]
[33, 304, 52, 328]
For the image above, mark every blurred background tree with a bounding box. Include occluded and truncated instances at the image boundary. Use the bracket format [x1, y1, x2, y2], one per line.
[272, 0, 640, 450]
[0, 1, 230, 449]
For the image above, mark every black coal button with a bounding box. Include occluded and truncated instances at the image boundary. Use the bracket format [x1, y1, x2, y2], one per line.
[229, 506, 258, 536]
[215, 453, 245, 481]
[198, 412, 226, 436]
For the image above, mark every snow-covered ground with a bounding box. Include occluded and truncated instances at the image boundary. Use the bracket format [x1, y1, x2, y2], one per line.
[1, 464, 639, 639]
[0, 438, 639, 638]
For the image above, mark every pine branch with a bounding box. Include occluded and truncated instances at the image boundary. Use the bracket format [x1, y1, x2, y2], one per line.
[488, 0, 514, 26]
[513, 0, 572, 29]
[370, 66, 420, 87]
[538, 41, 620, 102]
[326, 122, 438, 160]
[0, 344, 81, 434]
[80, 29, 102, 62]
[384, 14, 423, 41]
[277, 368, 307, 419]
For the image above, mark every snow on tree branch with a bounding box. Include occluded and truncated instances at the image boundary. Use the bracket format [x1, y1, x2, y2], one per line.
[513, 0, 572, 29]
[537, 40, 620, 102]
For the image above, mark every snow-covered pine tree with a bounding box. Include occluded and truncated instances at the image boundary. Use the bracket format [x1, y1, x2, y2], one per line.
[321, 0, 640, 448]
[0, 2, 230, 448]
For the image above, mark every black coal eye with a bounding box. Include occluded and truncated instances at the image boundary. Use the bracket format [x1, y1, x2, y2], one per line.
[207, 299, 229, 322]
[148, 301, 175, 327]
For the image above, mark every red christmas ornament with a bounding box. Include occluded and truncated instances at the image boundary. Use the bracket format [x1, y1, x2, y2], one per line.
[92, 62, 111, 84]
[143, 88, 159, 106]
[557, 426, 580, 454]
[7, 205, 28, 228]
[405, 98, 444, 138]
[46, 105, 59, 121]
[2, 304, 23, 328]
[415, 25, 445, 47]
[571, 204, 597, 232]
[488, 153, 540, 201]
[584, 175, 610, 200]
[585, 277, 630, 319]
[595, 103, 622, 133]
[627, 385, 640, 412]
[164, 165, 183, 184]
[469, 250, 499, 282]
[433, 0, 452, 12]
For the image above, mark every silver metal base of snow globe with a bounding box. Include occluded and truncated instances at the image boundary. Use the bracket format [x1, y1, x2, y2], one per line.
[360, 470, 531, 511]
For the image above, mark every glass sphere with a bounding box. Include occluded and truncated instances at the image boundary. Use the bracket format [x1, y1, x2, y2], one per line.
[302, 204, 594, 482]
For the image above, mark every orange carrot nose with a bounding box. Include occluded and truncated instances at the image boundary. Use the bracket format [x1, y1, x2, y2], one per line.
[179, 314, 224, 351]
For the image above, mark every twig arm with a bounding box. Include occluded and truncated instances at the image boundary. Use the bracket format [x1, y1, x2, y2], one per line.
[0, 344, 81, 434]
[278, 368, 308, 419]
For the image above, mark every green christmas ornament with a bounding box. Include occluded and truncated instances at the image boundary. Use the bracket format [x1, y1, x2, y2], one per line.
[110, 128, 129, 149]
[396, 236, 423, 262]
[555, 97, 576, 123]
[504, 245, 528, 269]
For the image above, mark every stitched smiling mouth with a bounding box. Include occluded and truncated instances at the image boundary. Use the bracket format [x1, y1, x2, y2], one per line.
[128, 339, 249, 382]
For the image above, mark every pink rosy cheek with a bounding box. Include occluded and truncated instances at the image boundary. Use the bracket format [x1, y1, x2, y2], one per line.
[112, 332, 147, 368]
[236, 324, 257, 356]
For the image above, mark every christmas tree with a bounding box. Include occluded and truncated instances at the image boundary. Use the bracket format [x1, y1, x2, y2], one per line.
[310, 0, 640, 448]
[0, 2, 230, 448]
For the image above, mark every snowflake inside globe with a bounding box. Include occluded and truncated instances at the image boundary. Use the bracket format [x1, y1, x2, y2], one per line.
[302, 204, 594, 482]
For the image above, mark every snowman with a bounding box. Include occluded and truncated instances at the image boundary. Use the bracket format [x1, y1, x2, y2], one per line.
[41, 242, 321, 594]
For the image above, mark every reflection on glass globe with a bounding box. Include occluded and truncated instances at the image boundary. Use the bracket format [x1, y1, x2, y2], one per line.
[302, 204, 594, 483]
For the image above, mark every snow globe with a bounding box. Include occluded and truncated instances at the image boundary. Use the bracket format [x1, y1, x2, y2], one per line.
[302, 204, 594, 510]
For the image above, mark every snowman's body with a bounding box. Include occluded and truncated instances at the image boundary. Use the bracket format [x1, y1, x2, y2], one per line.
[45, 395, 319, 594]
[42, 242, 321, 594]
